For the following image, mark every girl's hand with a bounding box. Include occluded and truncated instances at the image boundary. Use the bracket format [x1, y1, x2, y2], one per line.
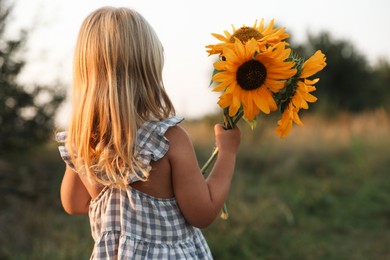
[214, 124, 241, 155]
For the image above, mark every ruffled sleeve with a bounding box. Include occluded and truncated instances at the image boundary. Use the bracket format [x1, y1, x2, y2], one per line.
[55, 131, 77, 172]
[130, 116, 183, 182]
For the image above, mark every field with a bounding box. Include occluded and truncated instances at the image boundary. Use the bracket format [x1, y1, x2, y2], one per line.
[1, 110, 390, 259]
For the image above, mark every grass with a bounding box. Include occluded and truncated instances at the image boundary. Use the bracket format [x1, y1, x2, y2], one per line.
[1, 110, 390, 259]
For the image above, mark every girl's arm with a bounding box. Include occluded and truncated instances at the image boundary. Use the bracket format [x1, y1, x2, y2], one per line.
[60, 165, 102, 215]
[167, 124, 240, 228]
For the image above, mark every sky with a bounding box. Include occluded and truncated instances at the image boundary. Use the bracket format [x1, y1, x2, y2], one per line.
[9, 0, 390, 126]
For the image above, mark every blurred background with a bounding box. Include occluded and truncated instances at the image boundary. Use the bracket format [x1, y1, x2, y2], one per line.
[1, 0, 389, 259]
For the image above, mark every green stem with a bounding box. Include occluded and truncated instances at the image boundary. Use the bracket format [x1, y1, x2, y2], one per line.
[201, 147, 219, 176]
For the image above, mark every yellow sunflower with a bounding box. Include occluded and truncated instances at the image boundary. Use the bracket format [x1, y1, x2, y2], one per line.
[206, 19, 289, 56]
[275, 50, 327, 138]
[212, 38, 297, 121]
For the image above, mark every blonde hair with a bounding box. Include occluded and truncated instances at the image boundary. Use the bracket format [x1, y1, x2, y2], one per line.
[67, 7, 175, 188]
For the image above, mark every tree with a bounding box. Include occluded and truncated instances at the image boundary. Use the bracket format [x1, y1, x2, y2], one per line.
[0, 0, 65, 153]
[371, 59, 390, 110]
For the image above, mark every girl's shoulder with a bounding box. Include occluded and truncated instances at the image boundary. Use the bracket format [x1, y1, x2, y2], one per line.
[163, 119, 195, 158]
[164, 123, 190, 143]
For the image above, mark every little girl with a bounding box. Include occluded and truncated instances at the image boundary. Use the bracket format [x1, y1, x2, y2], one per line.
[57, 6, 240, 259]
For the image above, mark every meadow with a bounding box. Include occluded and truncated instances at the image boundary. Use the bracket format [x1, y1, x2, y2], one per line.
[1, 110, 389, 259]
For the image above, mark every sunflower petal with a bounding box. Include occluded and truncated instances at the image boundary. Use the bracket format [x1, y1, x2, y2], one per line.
[217, 93, 232, 108]
[296, 81, 318, 104]
[212, 33, 228, 42]
[212, 71, 231, 83]
[300, 50, 327, 78]
[213, 61, 227, 71]
[275, 108, 293, 138]
[242, 91, 257, 121]
[224, 30, 232, 38]
[234, 39, 246, 59]
[225, 81, 237, 94]
[229, 93, 241, 116]
[292, 110, 303, 125]
[252, 86, 277, 114]
[264, 78, 286, 92]
[213, 80, 231, 92]
[245, 38, 258, 59]
[304, 78, 320, 85]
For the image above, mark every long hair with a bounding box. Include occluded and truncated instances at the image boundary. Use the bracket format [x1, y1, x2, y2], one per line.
[67, 7, 175, 188]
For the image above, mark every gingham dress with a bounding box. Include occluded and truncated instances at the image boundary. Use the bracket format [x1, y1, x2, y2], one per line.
[57, 116, 213, 260]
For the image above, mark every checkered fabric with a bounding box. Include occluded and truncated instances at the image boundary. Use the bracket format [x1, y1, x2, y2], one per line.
[57, 116, 213, 259]
[56, 131, 76, 171]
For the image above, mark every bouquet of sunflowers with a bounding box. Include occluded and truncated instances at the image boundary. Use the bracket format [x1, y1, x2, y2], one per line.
[203, 19, 327, 219]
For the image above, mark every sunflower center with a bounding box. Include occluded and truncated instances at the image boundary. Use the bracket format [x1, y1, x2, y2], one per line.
[236, 60, 267, 90]
[229, 27, 264, 43]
